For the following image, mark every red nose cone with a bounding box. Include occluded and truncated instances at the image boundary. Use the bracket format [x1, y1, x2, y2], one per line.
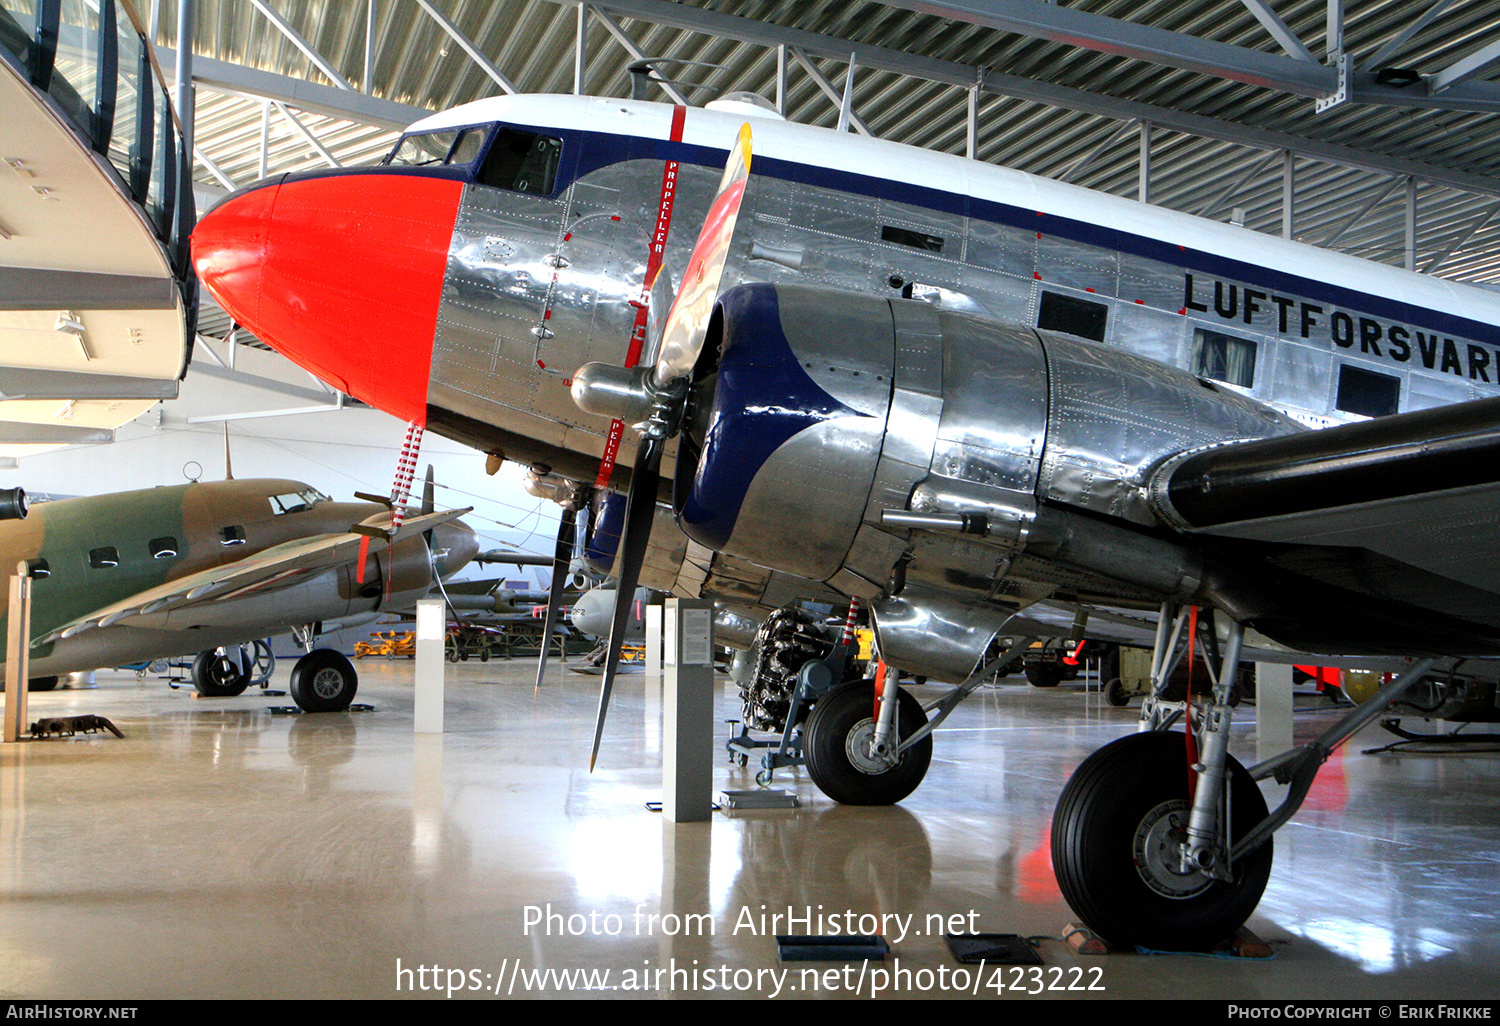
[192, 172, 464, 425]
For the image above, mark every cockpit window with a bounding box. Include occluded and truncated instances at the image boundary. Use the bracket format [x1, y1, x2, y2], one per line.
[478, 129, 561, 196]
[449, 128, 485, 165]
[386, 127, 489, 168]
[388, 130, 460, 167]
[268, 488, 330, 515]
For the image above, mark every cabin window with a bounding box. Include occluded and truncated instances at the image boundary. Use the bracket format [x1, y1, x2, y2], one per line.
[1192, 328, 1257, 388]
[1038, 291, 1108, 343]
[149, 537, 179, 559]
[1336, 365, 1400, 418]
[882, 226, 944, 252]
[220, 525, 247, 546]
[477, 129, 561, 196]
[89, 546, 120, 569]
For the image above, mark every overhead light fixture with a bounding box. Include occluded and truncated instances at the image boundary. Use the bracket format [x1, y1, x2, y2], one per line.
[53, 312, 91, 361]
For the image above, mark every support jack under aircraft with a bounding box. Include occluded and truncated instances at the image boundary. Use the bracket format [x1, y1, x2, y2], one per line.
[193, 91, 1500, 950]
[1, 477, 476, 711]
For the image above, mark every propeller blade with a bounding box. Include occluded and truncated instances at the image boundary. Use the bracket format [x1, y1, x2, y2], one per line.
[588, 437, 662, 771]
[421, 464, 436, 516]
[651, 122, 752, 387]
[533, 505, 578, 695]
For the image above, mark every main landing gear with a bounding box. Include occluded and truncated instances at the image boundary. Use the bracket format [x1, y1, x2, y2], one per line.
[288, 649, 359, 712]
[1051, 601, 1441, 950]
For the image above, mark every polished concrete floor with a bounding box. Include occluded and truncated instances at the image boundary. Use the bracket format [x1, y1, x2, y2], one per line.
[0, 654, 1497, 1001]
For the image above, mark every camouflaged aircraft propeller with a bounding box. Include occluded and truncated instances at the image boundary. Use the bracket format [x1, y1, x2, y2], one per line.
[569, 122, 753, 769]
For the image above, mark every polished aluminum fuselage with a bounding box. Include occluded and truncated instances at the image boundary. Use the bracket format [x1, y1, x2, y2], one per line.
[409, 99, 1500, 676]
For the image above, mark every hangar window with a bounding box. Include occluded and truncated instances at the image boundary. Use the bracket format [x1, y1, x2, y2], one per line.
[1038, 291, 1108, 343]
[89, 546, 120, 569]
[1192, 328, 1257, 389]
[478, 129, 561, 196]
[219, 526, 247, 547]
[1336, 364, 1400, 418]
[149, 537, 179, 560]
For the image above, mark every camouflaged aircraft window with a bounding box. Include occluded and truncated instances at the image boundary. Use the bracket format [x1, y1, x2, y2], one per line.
[1192, 328, 1257, 388]
[149, 537, 178, 559]
[1336, 364, 1401, 418]
[269, 489, 328, 516]
[89, 546, 119, 569]
[220, 525, 246, 546]
[1038, 291, 1108, 343]
[478, 129, 561, 196]
[387, 130, 461, 167]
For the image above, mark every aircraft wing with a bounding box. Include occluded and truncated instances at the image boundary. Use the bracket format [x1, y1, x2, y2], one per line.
[34, 508, 471, 645]
[1149, 395, 1500, 651]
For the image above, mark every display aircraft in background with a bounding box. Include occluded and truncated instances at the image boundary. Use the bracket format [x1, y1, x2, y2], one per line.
[193, 92, 1500, 951]
[2, 478, 476, 710]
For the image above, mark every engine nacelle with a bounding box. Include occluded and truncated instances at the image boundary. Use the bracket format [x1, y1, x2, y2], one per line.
[675, 283, 896, 584]
[675, 282, 1301, 682]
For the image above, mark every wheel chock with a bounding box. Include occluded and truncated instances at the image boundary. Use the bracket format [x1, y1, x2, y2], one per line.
[1062, 922, 1273, 958]
[1062, 923, 1113, 955]
[29, 715, 124, 739]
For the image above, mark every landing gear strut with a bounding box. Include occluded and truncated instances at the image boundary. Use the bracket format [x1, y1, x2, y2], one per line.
[1051, 600, 1441, 950]
[803, 680, 932, 806]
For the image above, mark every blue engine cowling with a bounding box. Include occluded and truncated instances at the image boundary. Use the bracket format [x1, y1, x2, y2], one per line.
[673, 283, 896, 584]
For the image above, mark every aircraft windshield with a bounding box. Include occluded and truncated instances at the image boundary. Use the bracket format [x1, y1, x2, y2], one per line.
[268, 488, 330, 515]
[386, 127, 487, 168]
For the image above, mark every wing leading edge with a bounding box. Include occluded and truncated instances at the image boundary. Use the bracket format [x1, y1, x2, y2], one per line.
[1149, 396, 1500, 655]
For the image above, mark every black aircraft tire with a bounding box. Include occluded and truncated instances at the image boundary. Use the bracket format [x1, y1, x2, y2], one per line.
[803, 681, 932, 806]
[1051, 731, 1273, 951]
[27, 675, 59, 692]
[1025, 661, 1063, 688]
[1105, 679, 1130, 707]
[191, 649, 251, 697]
[289, 650, 359, 712]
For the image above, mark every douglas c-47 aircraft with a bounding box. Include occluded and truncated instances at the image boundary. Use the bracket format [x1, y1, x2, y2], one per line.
[193, 92, 1500, 951]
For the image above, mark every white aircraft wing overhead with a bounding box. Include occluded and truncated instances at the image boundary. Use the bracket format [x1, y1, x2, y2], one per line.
[33, 507, 472, 645]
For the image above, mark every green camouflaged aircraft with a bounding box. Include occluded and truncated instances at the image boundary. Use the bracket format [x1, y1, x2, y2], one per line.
[1, 478, 476, 711]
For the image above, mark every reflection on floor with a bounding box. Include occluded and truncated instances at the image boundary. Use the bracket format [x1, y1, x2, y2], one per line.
[0, 659, 1496, 1000]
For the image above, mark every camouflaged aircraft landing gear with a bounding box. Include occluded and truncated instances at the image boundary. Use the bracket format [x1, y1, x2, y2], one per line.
[1051, 601, 1441, 951]
[190, 640, 276, 698]
[286, 624, 358, 712]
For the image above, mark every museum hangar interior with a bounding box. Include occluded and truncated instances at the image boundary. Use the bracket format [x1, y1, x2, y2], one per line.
[2, 0, 1500, 1001]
